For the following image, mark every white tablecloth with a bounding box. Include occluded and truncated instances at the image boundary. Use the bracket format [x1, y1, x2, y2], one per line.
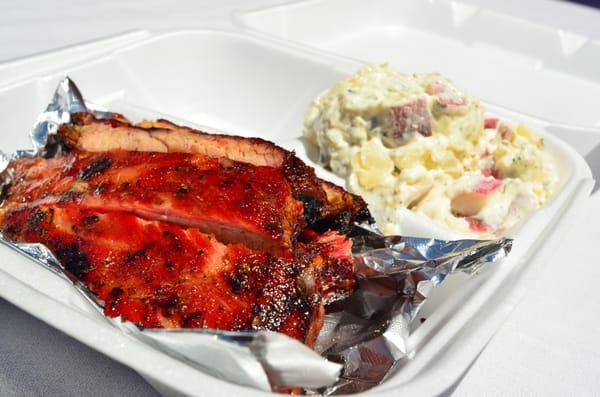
[1, 1, 600, 395]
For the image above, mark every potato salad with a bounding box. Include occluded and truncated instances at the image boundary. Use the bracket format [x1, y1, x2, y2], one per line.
[304, 64, 559, 237]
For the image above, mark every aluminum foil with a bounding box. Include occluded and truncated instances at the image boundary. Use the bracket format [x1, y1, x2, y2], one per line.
[0, 77, 512, 394]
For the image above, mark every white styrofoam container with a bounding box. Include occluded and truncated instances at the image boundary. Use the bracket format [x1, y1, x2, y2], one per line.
[0, 30, 152, 88]
[0, 29, 593, 397]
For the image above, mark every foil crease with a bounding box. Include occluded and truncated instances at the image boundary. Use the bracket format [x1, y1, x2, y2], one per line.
[0, 77, 512, 394]
[311, 230, 511, 395]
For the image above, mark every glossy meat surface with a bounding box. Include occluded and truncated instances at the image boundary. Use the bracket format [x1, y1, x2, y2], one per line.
[58, 112, 372, 229]
[1, 205, 354, 344]
[0, 113, 366, 345]
[2, 151, 302, 253]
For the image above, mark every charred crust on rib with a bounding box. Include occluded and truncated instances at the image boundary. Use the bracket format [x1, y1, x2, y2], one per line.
[40, 134, 66, 158]
[79, 157, 112, 181]
[26, 207, 54, 234]
[55, 242, 93, 279]
[125, 248, 148, 265]
[174, 184, 189, 197]
[181, 312, 203, 328]
[164, 258, 175, 272]
[296, 194, 323, 226]
[58, 189, 83, 204]
[159, 294, 180, 318]
[108, 287, 124, 309]
[310, 211, 353, 234]
[229, 276, 244, 295]
[82, 215, 99, 225]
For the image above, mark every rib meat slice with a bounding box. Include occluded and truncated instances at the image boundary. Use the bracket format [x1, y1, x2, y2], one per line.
[0, 205, 354, 345]
[58, 113, 372, 230]
[1, 150, 303, 253]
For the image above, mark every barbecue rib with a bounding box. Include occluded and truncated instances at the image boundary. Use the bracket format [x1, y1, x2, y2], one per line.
[1, 205, 354, 344]
[58, 112, 372, 230]
[2, 151, 302, 253]
[0, 112, 368, 345]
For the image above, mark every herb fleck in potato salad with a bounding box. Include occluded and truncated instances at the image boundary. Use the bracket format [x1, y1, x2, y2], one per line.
[304, 64, 559, 237]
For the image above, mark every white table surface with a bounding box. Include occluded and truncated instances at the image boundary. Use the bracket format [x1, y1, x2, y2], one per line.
[1, 1, 600, 396]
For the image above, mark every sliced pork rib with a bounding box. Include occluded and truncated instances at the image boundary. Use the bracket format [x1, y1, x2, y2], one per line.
[2, 151, 302, 253]
[0, 112, 368, 345]
[1, 205, 354, 344]
[58, 112, 372, 230]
